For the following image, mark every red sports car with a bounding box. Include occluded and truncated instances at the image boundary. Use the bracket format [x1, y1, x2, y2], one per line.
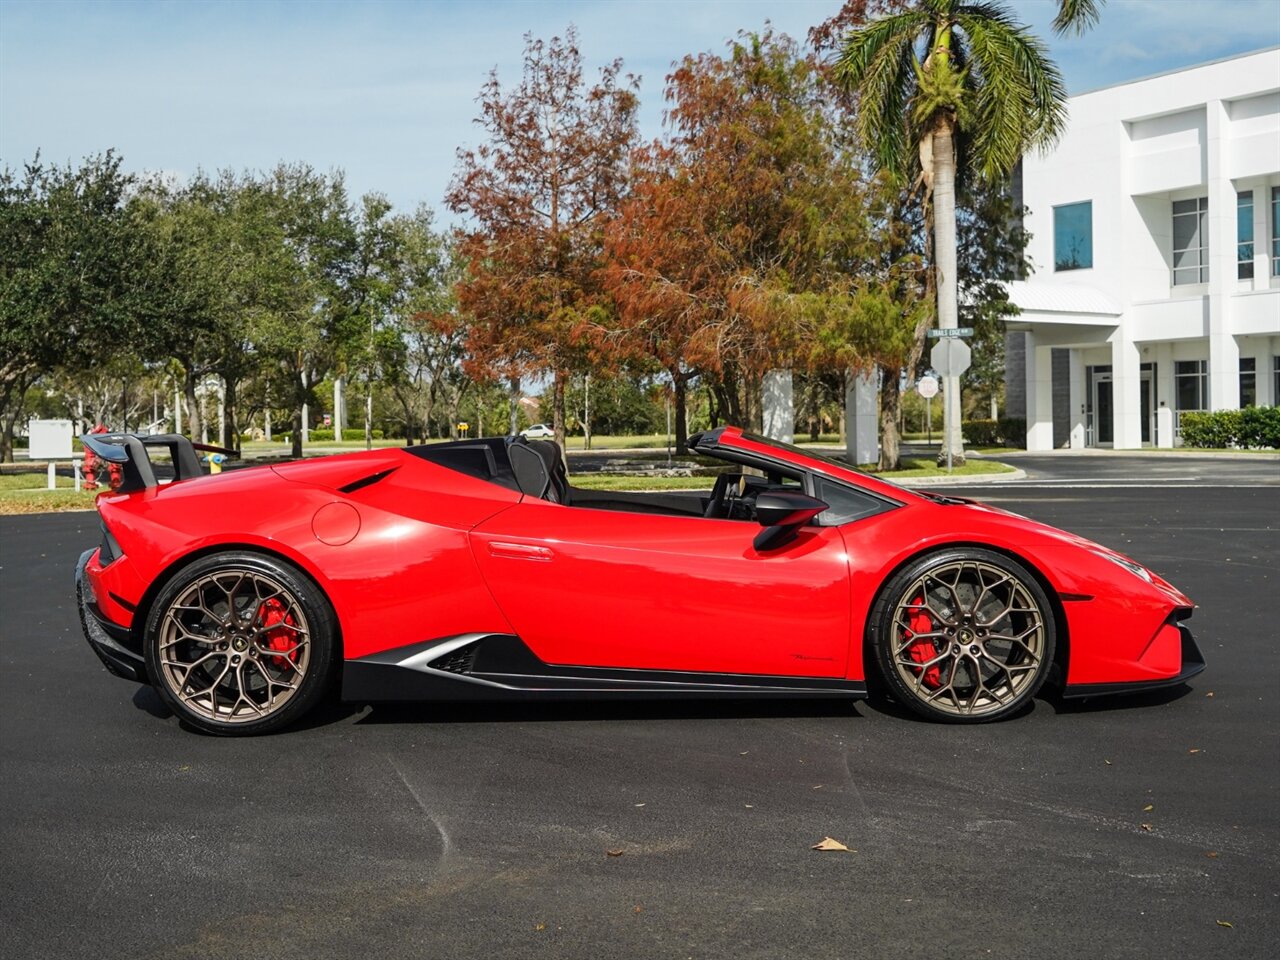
[75, 427, 1203, 735]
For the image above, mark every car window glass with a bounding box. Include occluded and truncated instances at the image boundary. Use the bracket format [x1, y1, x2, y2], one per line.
[813, 477, 885, 526]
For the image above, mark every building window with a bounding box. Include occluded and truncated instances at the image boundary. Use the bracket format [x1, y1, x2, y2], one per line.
[1273, 356, 1280, 406]
[1273, 187, 1280, 277]
[1053, 201, 1092, 271]
[1238, 192, 1254, 280]
[1239, 357, 1256, 408]
[1173, 197, 1209, 285]
[1175, 360, 1207, 411]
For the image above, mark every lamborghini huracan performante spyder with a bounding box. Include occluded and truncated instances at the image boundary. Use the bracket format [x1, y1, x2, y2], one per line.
[74, 427, 1204, 735]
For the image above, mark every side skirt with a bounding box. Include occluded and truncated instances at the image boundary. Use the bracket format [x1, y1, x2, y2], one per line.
[342, 633, 867, 703]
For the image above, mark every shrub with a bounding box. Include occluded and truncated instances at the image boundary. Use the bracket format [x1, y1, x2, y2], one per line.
[961, 418, 1025, 448]
[1240, 406, 1280, 448]
[962, 419, 1001, 446]
[1179, 407, 1279, 448]
[997, 417, 1026, 449]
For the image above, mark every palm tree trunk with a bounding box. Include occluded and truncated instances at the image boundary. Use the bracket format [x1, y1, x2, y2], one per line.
[933, 117, 966, 466]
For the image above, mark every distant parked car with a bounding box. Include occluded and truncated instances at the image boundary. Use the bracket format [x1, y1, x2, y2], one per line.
[520, 424, 554, 439]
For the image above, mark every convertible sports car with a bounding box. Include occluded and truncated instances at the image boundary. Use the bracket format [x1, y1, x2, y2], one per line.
[75, 427, 1204, 735]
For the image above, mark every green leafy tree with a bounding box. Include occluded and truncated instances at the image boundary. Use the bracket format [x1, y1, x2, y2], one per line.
[0, 152, 146, 460]
[251, 164, 359, 458]
[831, 0, 1098, 464]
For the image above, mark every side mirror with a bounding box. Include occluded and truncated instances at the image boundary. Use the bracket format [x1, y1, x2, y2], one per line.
[752, 492, 828, 552]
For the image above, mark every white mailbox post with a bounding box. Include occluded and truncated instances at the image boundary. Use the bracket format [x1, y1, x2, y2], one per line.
[27, 419, 77, 490]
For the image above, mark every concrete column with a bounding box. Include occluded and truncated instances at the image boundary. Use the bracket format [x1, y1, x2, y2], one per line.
[1205, 99, 1239, 410]
[761, 369, 794, 443]
[1156, 406, 1174, 448]
[334, 377, 347, 434]
[1259, 337, 1278, 407]
[1025, 335, 1054, 452]
[845, 369, 879, 465]
[301, 370, 310, 445]
[1110, 332, 1143, 450]
[1067, 349, 1086, 449]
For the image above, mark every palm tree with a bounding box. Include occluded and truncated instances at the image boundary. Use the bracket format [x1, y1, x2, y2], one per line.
[834, 0, 1101, 465]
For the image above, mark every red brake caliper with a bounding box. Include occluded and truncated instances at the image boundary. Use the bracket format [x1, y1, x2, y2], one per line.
[904, 593, 943, 688]
[258, 599, 298, 670]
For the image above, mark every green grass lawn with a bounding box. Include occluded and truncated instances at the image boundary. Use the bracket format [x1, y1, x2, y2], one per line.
[570, 457, 1015, 491]
[0, 471, 99, 515]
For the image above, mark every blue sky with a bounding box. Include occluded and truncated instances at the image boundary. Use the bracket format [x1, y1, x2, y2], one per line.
[2, 0, 1277, 222]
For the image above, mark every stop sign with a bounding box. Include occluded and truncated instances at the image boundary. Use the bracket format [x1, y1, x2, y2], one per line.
[930, 338, 971, 377]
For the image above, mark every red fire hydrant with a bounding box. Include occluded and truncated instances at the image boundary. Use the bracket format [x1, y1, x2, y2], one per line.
[82, 424, 107, 491]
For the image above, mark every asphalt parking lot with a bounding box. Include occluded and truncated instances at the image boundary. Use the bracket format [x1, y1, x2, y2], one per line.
[1, 455, 1276, 960]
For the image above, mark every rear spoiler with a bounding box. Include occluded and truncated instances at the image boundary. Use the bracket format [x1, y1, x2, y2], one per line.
[80, 433, 238, 493]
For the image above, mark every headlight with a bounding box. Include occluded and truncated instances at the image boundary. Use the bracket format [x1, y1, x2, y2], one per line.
[1097, 551, 1152, 583]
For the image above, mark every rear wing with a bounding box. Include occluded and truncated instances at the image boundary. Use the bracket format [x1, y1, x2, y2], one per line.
[80, 433, 237, 493]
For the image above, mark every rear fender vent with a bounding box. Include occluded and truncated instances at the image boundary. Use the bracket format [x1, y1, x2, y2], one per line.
[338, 467, 399, 494]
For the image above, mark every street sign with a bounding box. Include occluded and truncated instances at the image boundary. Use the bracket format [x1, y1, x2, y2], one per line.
[916, 375, 939, 399]
[927, 327, 974, 339]
[931, 338, 972, 377]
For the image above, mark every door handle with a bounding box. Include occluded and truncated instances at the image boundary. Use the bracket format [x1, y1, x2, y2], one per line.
[488, 542, 555, 561]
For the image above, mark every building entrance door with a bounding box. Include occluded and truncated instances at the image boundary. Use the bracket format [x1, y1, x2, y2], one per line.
[1092, 373, 1113, 447]
[1140, 369, 1153, 445]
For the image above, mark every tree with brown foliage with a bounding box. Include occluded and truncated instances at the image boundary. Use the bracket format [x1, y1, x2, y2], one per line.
[605, 30, 860, 449]
[447, 26, 638, 447]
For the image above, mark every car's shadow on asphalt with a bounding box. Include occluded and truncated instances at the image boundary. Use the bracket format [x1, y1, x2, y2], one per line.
[130, 681, 1200, 734]
[354, 697, 865, 726]
[1044, 683, 1198, 715]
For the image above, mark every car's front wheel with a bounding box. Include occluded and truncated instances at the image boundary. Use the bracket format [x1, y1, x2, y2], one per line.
[143, 552, 337, 735]
[869, 548, 1056, 723]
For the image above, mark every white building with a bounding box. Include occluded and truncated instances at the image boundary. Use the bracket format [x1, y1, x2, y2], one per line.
[1006, 47, 1280, 449]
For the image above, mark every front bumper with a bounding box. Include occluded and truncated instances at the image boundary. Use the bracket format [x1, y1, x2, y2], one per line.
[75, 549, 148, 684]
[1061, 622, 1205, 699]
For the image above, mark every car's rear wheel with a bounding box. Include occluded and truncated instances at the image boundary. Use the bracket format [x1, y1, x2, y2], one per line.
[870, 549, 1055, 723]
[143, 552, 336, 735]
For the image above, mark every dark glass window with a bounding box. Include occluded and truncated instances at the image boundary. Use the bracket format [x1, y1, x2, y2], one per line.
[1173, 197, 1209, 285]
[1238, 192, 1254, 280]
[1273, 187, 1280, 277]
[1053, 201, 1093, 271]
[1239, 357, 1256, 408]
[813, 477, 889, 527]
[1174, 360, 1207, 411]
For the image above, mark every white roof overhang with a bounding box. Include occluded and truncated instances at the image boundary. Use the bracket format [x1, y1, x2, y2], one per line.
[1002, 281, 1122, 328]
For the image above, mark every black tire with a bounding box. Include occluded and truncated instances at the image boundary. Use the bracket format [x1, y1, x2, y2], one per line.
[143, 551, 337, 735]
[869, 548, 1056, 723]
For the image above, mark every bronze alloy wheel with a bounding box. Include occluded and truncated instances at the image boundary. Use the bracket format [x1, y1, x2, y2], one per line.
[144, 552, 336, 735]
[871, 549, 1056, 723]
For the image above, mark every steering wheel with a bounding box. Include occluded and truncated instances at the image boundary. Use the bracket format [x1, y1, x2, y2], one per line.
[703, 472, 740, 518]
